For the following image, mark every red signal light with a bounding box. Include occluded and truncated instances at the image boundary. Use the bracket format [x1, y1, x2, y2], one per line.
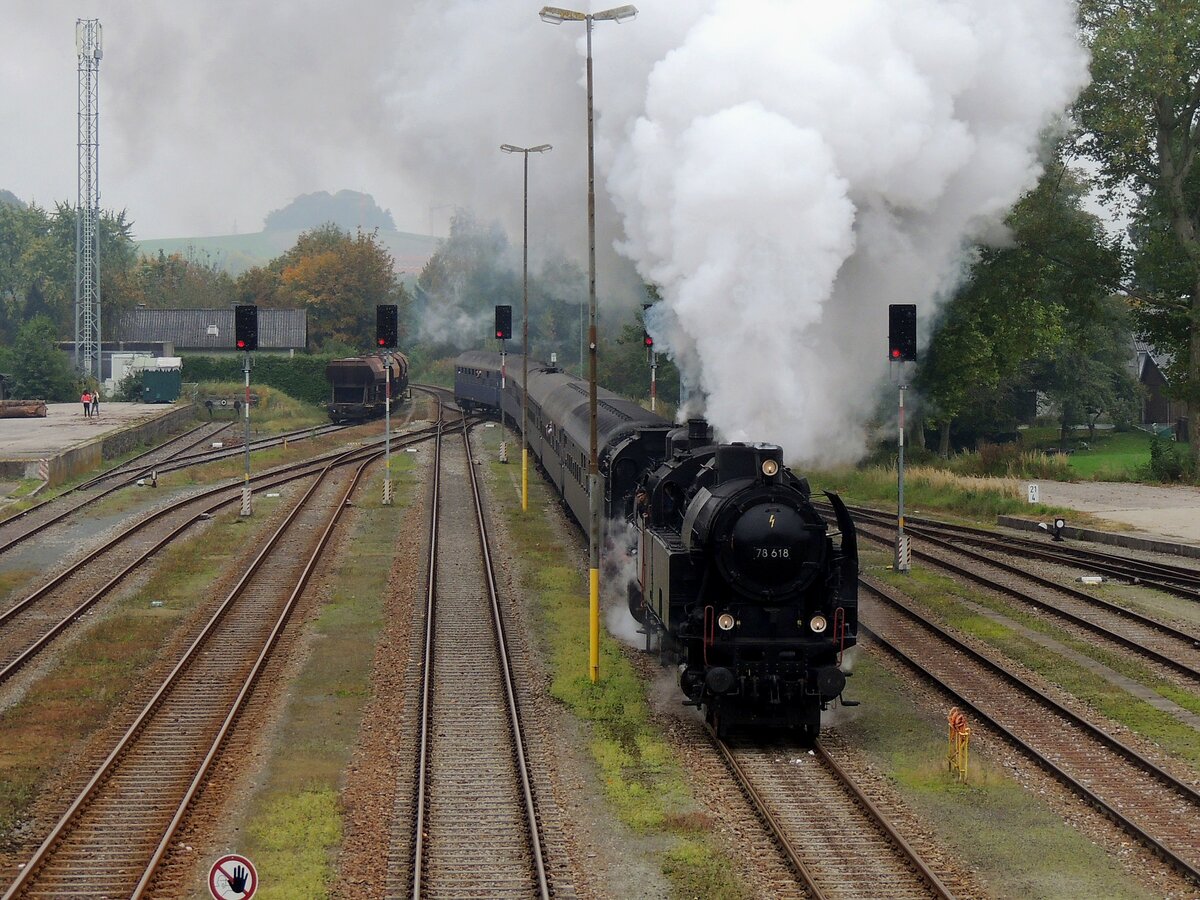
[890, 347, 901, 359]
[237, 339, 246, 349]
[378, 338, 386, 346]
[644, 335, 653, 348]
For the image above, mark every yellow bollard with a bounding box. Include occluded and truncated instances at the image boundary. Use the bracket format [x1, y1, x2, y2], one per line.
[947, 707, 971, 782]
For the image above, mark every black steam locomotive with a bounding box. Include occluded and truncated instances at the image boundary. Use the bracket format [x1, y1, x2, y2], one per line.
[455, 350, 857, 739]
[326, 354, 409, 424]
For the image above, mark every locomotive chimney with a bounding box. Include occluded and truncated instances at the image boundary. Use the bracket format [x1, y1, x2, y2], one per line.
[668, 418, 714, 457]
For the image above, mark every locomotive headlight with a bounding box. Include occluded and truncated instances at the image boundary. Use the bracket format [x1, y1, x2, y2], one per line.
[761, 458, 779, 477]
[717, 613, 736, 631]
[809, 614, 828, 634]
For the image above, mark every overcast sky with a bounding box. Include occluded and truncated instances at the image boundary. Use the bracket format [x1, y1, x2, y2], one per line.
[0, 0, 629, 242]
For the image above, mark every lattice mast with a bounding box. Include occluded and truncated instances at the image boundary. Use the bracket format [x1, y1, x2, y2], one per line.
[74, 19, 102, 382]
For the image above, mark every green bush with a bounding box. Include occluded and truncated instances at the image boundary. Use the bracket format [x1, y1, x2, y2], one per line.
[181, 354, 335, 405]
[948, 443, 1072, 479]
[111, 370, 144, 402]
[1144, 433, 1192, 482]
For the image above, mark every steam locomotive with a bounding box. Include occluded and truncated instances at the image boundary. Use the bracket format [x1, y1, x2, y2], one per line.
[326, 354, 409, 424]
[455, 350, 858, 739]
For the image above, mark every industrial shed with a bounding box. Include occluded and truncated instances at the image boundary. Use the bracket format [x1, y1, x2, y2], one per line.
[112, 307, 307, 355]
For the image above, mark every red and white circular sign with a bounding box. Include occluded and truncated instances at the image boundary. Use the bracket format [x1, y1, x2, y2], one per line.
[208, 853, 258, 900]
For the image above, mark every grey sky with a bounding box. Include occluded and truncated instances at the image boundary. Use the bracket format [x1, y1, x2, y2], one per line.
[1, 0, 615, 241]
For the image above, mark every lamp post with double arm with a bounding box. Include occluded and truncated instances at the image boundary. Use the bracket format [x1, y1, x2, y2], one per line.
[540, 3, 637, 684]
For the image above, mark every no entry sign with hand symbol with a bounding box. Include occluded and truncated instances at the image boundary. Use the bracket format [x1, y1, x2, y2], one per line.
[209, 853, 258, 899]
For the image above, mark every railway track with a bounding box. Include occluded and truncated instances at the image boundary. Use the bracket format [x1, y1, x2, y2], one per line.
[1, 447, 375, 898]
[844, 504, 1200, 601]
[860, 577, 1200, 886]
[389, 411, 548, 898]
[850, 518, 1200, 686]
[0, 420, 351, 558]
[711, 731, 953, 899]
[0, 423, 445, 689]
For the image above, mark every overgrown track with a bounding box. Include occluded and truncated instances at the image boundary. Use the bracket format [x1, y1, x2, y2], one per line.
[850, 518, 1200, 685]
[0, 421, 351, 558]
[711, 730, 953, 899]
[1, 449, 375, 898]
[394, 413, 548, 899]
[842, 504, 1200, 602]
[861, 578, 1200, 886]
[0, 424, 445, 688]
[0, 421, 229, 554]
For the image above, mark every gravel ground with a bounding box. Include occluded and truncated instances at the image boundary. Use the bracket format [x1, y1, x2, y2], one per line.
[1026, 479, 1200, 544]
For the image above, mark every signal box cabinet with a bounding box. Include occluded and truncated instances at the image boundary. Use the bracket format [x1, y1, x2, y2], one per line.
[142, 369, 182, 404]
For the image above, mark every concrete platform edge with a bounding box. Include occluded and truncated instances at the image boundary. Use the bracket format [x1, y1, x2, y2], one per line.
[996, 514, 1200, 560]
[0, 403, 196, 487]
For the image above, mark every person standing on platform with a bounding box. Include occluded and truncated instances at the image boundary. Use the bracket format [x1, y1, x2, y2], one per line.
[91, 390, 100, 418]
[81, 390, 92, 418]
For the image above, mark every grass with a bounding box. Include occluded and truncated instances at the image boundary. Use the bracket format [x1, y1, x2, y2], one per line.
[237, 461, 413, 900]
[154, 424, 376, 491]
[810, 465, 1073, 522]
[871, 554, 1200, 770]
[193, 382, 327, 432]
[836, 652, 1160, 900]
[1060, 430, 1160, 479]
[473, 426, 748, 900]
[829, 428, 1195, 515]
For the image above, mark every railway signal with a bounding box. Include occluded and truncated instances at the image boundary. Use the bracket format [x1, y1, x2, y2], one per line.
[643, 303, 657, 411]
[376, 304, 398, 349]
[888, 303, 917, 362]
[495, 304, 513, 341]
[234, 304, 258, 352]
[887, 303, 917, 573]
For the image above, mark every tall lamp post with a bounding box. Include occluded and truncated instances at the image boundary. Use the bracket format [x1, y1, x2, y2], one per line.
[501, 142, 552, 514]
[540, 3, 637, 684]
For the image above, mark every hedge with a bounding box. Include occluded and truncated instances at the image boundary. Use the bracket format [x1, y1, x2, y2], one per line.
[181, 354, 334, 405]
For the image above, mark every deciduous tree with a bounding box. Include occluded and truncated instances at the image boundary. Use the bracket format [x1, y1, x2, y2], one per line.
[917, 162, 1126, 454]
[6, 316, 77, 401]
[1076, 0, 1200, 463]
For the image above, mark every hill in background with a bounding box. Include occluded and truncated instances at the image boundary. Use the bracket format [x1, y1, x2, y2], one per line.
[135, 189, 440, 276]
[264, 189, 396, 232]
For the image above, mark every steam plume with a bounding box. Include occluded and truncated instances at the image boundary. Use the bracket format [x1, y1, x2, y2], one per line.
[605, 0, 1089, 464]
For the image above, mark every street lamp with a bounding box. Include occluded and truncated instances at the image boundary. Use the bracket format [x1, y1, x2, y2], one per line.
[540, 3, 637, 685]
[501, 142, 553, 514]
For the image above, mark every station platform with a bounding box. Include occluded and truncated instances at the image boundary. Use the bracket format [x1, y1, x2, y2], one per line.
[998, 479, 1200, 560]
[0, 402, 194, 487]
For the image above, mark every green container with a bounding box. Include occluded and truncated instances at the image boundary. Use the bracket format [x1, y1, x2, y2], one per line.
[142, 369, 182, 403]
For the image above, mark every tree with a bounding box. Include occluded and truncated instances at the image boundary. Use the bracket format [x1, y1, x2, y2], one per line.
[7, 316, 77, 401]
[1076, 0, 1200, 464]
[129, 249, 237, 311]
[263, 190, 396, 233]
[248, 225, 410, 350]
[1035, 293, 1141, 443]
[917, 163, 1121, 454]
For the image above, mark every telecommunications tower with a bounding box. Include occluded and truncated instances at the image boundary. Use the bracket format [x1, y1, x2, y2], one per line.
[74, 18, 102, 382]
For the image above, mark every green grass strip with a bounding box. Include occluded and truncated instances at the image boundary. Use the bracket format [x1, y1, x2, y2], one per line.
[877, 565, 1200, 769]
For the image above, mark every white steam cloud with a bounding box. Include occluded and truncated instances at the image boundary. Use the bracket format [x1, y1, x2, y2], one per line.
[605, 0, 1090, 465]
